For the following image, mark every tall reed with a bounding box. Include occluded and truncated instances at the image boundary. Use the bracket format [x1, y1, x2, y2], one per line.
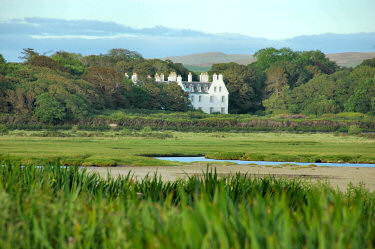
[0, 160, 374, 248]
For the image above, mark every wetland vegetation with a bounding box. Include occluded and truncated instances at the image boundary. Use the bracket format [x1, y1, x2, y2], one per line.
[0, 160, 374, 248]
[1, 130, 374, 166]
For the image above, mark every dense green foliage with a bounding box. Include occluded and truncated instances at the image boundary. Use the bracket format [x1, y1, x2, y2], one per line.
[0, 160, 374, 248]
[0, 47, 374, 124]
[0, 48, 192, 123]
[256, 49, 375, 115]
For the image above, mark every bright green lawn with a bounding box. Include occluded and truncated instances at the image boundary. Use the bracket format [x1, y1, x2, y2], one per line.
[0, 131, 375, 166]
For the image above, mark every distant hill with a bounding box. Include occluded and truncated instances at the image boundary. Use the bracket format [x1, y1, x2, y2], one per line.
[163, 51, 375, 71]
[326, 52, 375, 67]
[164, 52, 256, 66]
[2, 18, 375, 62]
[164, 52, 256, 72]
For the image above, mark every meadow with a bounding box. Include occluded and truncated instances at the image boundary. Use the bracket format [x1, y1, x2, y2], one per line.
[0, 160, 374, 249]
[0, 130, 375, 166]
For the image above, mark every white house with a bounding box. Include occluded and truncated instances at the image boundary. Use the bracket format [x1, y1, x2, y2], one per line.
[156, 72, 229, 114]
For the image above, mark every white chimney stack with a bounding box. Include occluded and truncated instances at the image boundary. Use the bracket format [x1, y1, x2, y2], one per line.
[155, 73, 160, 82]
[188, 72, 192, 82]
[131, 73, 138, 84]
[168, 72, 177, 82]
[177, 74, 182, 83]
[212, 73, 218, 82]
[160, 73, 164, 82]
[218, 74, 223, 81]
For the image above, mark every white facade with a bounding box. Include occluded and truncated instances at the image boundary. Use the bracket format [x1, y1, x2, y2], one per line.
[156, 72, 229, 114]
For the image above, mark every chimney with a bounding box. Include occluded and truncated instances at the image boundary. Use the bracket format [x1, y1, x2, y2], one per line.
[188, 72, 192, 82]
[168, 72, 177, 82]
[177, 74, 182, 83]
[204, 72, 209, 82]
[160, 73, 164, 82]
[218, 74, 223, 81]
[212, 73, 218, 82]
[155, 73, 160, 82]
[131, 73, 138, 84]
[199, 73, 203, 82]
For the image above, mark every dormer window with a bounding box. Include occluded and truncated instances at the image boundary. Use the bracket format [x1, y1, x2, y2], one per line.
[214, 87, 217, 92]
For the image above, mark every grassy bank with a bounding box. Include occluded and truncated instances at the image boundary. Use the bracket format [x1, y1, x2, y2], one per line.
[1, 131, 374, 166]
[2, 111, 375, 133]
[0, 160, 374, 248]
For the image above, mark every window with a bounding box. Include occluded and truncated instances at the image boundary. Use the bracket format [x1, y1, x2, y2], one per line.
[191, 96, 194, 102]
[210, 96, 214, 103]
[221, 108, 225, 114]
[221, 96, 225, 103]
[199, 96, 202, 102]
[219, 87, 222, 92]
[214, 87, 217, 92]
[210, 107, 214, 114]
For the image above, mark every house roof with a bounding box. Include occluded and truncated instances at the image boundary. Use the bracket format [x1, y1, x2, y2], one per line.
[182, 82, 211, 93]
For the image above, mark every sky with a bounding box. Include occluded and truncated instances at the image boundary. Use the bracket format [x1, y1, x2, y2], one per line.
[1, 0, 375, 39]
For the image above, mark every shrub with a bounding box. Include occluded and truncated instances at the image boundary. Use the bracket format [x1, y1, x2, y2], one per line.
[139, 126, 152, 135]
[205, 152, 245, 160]
[348, 125, 362, 135]
[0, 124, 8, 135]
[120, 128, 133, 135]
[34, 93, 66, 123]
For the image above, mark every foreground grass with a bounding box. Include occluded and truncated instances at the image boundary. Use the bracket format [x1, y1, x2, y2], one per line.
[0, 130, 375, 166]
[0, 160, 374, 248]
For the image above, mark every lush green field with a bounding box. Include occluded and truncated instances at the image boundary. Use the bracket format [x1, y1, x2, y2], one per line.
[0, 160, 374, 248]
[1, 130, 375, 166]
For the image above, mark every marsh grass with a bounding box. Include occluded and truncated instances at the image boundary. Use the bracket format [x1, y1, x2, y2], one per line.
[0, 159, 374, 248]
[1, 131, 375, 166]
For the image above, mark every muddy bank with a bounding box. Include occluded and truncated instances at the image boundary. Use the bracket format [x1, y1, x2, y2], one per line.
[86, 163, 375, 191]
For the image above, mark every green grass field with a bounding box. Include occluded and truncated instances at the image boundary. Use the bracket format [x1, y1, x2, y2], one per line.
[0, 161, 374, 248]
[1, 130, 375, 166]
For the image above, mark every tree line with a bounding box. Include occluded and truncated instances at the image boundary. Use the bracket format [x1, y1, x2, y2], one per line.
[0, 49, 192, 123]
[211, 48, 375, 115]
[0, 47, 374, 124]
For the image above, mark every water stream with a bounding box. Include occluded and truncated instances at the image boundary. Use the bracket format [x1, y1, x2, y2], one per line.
[155, 156, 375, 167]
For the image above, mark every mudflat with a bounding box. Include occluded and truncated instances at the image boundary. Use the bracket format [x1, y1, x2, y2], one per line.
[86, 163, 375, 191]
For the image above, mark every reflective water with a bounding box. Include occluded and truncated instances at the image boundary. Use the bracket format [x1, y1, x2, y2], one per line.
[155, 156, 375, 167]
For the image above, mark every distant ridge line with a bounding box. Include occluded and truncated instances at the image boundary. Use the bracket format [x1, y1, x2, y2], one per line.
[163, 51, 375, 69]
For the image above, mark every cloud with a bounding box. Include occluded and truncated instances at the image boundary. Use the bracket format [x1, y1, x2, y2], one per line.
[0, 18, 210, 38]
[0, 17, 136, 36]
[0, 18, 374, 62]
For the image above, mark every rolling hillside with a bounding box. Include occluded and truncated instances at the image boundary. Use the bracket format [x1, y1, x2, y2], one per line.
[326, 52, 375, 67]
[163, 51, 375, 71]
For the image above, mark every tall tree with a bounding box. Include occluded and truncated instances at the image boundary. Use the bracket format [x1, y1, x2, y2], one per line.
[264, 65, 288, 97]
[50, 51, 86, 76]
[82, 66, 127, 108]
[34, 93, 66, 123]
[345, 78, 375, 113]
[211, 63, 262, 113]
